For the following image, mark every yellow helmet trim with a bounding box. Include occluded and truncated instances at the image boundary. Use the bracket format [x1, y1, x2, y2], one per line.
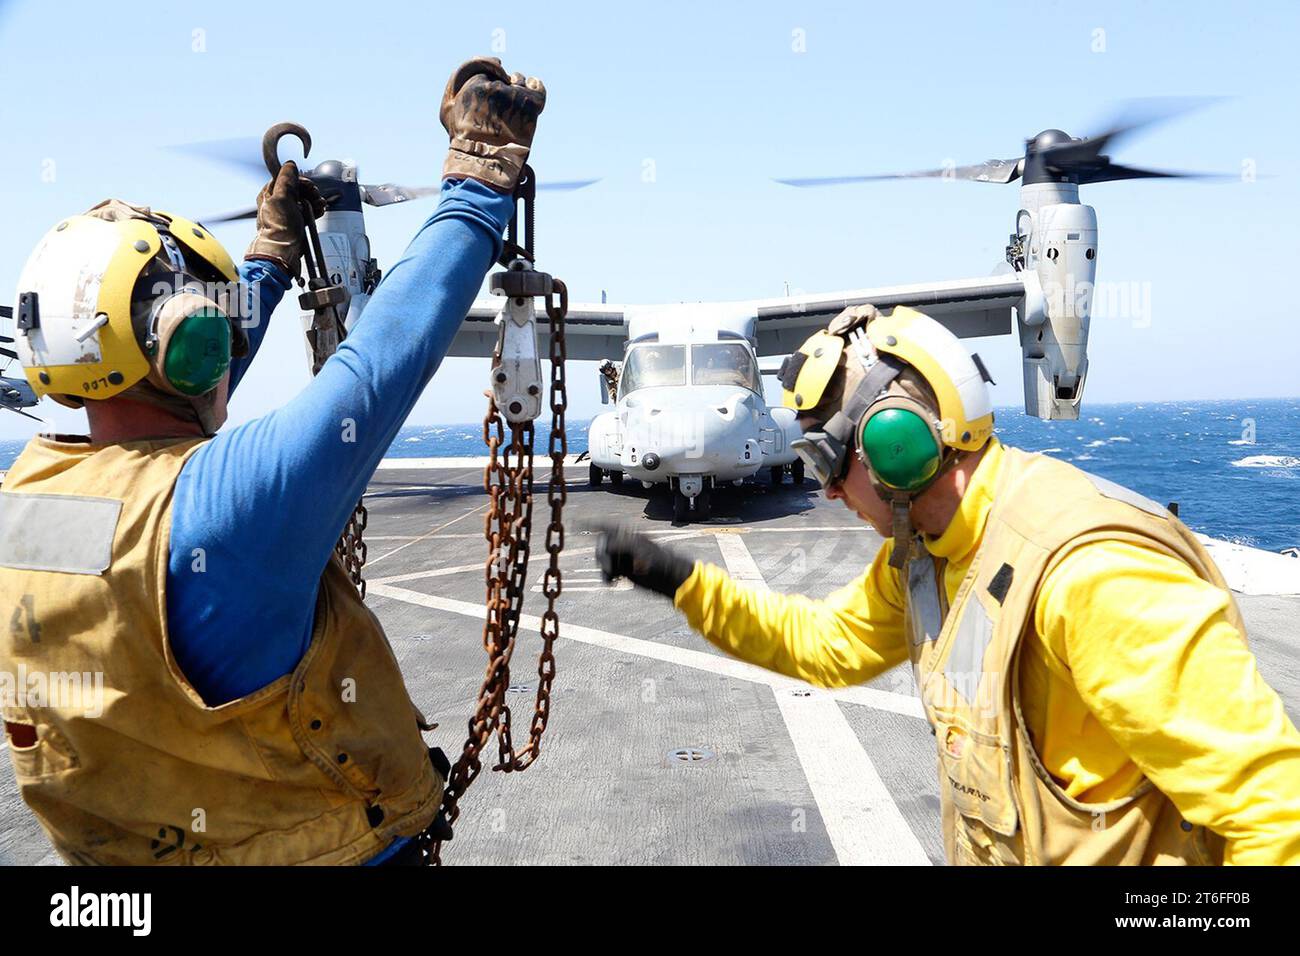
[866, 307, 993, 452]
[781, 330, 845, 411]
[16, 206, 240, 404]
[155, 211, 238, 284]
[24, 218, 158, 403]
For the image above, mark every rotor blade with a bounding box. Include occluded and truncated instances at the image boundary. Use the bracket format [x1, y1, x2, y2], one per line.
[199, 206, 259, 224]
[1040, 96, 1224, 171]
[773, 175, 881, 188]
[360, 184, 440, 207]
[0, 347, 17, 361]
[1078, 163, 1233, 184]
[536, 178, 601, 192]
[362, 177, 601, 206]
[163, 136, 276, 178]
[3, 405, 43, 422]
[776, 157, 1022, 187]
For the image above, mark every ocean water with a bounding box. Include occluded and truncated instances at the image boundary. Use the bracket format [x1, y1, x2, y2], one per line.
[1, 398, 1296, 551]
[993, 398, 1299, 553]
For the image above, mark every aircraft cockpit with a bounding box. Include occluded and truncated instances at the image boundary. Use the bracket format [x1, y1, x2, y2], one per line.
[619, 340, 760, 399]
[691, 342, 760, 392]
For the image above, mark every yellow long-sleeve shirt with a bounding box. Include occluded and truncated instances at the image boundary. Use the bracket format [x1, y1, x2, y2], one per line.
[674, 440, 1300, 865]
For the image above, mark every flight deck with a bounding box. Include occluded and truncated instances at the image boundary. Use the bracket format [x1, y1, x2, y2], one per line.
[2, 459, 1296, 866]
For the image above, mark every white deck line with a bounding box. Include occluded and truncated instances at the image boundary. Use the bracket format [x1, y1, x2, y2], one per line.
[713, 533, 768, 586]
[709, 533, 930, 866]
[372, 456, 1299, 596]
[367, 583, 926, 722]
[366, 502, 490, 567]
[368, 538, 935, 867]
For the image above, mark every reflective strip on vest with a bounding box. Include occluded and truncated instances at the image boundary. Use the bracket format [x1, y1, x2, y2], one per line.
[1082, 472, 1168, 518]
[0, 492, 121, 575]
[906, 556, 942, 647]
[943, 595, 996, 714]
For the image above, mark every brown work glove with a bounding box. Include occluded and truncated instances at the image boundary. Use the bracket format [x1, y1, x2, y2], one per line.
[244, 160, 326, 277]
[440, 57, 546, 192]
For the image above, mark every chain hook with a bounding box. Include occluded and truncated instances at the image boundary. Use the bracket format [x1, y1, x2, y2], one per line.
[261, 122, 312, 177]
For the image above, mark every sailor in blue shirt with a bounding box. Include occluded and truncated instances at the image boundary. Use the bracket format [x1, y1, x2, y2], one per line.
[0, 57, 543, 866]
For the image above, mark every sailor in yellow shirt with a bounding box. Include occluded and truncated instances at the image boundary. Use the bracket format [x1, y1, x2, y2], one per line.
[596, 304, 1300, 866]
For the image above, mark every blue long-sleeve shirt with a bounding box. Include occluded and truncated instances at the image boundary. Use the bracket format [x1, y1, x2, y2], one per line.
[168, 178, 514, 706]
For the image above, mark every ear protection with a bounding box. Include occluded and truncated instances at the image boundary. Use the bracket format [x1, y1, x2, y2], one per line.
[144, 291, 234, 396]
[856, 393, 945, 493]
[785, 328, 949, 495]
[139, 229, 247, 397]
[783, 306, 995, 568]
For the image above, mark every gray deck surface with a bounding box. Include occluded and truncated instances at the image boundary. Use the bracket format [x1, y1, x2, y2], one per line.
[1, 462, 1295, 865]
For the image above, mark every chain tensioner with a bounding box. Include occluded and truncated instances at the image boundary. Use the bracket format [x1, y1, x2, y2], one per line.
[431, 165, 568, 865]
[262, 122, 369, 596]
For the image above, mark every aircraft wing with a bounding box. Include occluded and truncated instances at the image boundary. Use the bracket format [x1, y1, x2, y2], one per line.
[747, 273, 1026, 356]
[446, 273, 1024, 361]
[447, 301, 629, 361]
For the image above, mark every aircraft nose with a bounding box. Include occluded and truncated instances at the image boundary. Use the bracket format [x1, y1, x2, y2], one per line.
[621, 397, 759, 474]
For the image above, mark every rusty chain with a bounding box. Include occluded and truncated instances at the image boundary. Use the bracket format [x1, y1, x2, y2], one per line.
[290, 180, 369, 598]
[311, 301, 368, 596]
[335, 503, 368, 597]
[432, 278, 567, 865]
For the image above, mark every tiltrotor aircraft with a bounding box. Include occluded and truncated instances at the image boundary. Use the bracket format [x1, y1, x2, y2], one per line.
[6, 104, 1213, 518]
[0, 309, 43, 421]
[447, 104, 1221, 519]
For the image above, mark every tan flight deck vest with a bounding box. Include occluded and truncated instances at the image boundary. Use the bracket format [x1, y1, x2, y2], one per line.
[904, 446, 1232, 866]
[0, 436, 441, 865]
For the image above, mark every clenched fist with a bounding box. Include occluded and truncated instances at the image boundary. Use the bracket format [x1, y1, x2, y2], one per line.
[244, 161, 326, 277]
[440, 57, 546, 192]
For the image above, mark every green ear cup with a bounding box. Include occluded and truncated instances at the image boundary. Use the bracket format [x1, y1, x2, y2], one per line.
[163, 308, 231, 396]
[860, 407, 941, 491]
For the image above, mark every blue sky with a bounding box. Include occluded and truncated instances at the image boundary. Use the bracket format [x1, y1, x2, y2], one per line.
[1, 0, 1297, 438]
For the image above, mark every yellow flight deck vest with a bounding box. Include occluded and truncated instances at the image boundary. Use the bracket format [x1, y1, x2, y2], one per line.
[905, 446, 1231, 866]
[0, 435, 441, 865]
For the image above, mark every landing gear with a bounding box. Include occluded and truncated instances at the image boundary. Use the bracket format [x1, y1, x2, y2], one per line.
[694, 484, 712, 520]
[673, 488, 689, 523]
[672, 479, 711, 524]
[588, 463, 603, 487]
[609, 469, 624, 487]
[767, 462, 804, 487]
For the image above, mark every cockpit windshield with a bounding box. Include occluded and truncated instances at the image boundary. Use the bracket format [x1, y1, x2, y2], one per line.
[691, 342, 760, 392]
[619, 345, 687, 397]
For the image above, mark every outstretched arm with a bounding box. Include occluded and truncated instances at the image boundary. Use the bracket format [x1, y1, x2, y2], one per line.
[168, 178, 514, 705]
[596, 524, 909, 688]
[675, 545, 909, 688]
[167, 57, 547, 707]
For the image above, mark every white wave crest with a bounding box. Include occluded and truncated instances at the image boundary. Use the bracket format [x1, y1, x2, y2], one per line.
[1231, 455, 1300, 469]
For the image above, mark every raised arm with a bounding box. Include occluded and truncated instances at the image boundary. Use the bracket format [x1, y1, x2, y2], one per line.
[167, 59, 546, 705]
